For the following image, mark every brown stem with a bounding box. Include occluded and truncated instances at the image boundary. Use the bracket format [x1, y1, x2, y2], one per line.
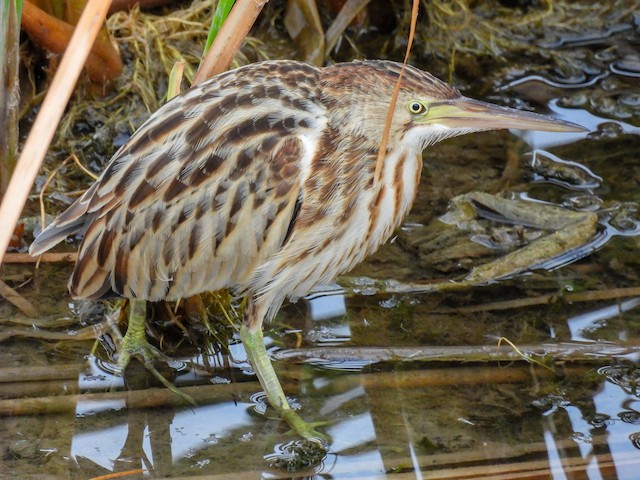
[0, 364, 86, 383]
[0, 0, 112, 264]
[108, 0, 177, 15]
[0, 279, 38, 317]
[275, 342, 640, 364]
[21, 1, 123, 84]
[193, 0, 269, 84]
[4, 252, 77, 263]
[0, 0, 20, 197]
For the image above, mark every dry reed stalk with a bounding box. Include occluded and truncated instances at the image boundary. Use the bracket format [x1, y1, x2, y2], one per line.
[193, 0, 268, 83]
[0, 278, 37, 316]
[0, 0, 112, 264]
[374, 0, 419, 183]
[0, 381, 260, 416]
[0, 364, 86, 383]
[325, 0, 372, 53]
[21, 1, 123, 83]
[276, 342, 640, 364]
[3, 252, 77, 263]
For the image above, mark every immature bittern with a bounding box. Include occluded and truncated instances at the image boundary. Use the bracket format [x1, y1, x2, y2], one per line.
[30, 60, 583, 436]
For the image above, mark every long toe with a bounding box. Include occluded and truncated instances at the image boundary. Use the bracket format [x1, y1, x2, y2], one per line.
[116, 333, 167, 373]
[281, 409, 331, 444]
[117, 334, 196, 405]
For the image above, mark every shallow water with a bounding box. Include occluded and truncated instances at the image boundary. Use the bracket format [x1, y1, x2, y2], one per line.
[2, 272, 640, 479]
[3, 6, 640, 479]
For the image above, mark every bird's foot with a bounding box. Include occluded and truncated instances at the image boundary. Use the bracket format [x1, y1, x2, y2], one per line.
[116, 328, 166, 371]
[281, 409, 330, 445]
[116, 299, 197, 405]
[239, 324, 331, 444]
[116, 334, 197, 406]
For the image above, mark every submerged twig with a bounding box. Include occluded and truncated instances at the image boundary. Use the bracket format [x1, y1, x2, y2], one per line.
[340, 277, 640, 311]
[0, 316, 77, 328]
[275, 342, 640, 364]
[0, 322, 108, 342]
[0, 364, 86, 383]
[431, 286, 640, 313]
[3, 252, 77, 263]
[0, 278, 37, 317]
[0, 360, 596, 418]
[0, 382, 258, 416]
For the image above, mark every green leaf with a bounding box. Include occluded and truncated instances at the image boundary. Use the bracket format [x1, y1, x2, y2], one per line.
[204, 0, 235, 55]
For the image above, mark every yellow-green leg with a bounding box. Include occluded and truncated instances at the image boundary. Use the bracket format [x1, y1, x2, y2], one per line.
[118, 299, 196, 405]
[240, 323, 327, 443]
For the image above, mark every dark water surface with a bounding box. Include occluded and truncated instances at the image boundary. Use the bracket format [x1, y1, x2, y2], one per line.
[3, 6, 640, 480]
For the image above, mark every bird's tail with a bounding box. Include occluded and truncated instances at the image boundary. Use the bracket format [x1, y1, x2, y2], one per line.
[29, 183, 98, 256]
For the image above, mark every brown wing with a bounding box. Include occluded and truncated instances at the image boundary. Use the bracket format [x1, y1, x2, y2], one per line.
[30, 61, 325, 301]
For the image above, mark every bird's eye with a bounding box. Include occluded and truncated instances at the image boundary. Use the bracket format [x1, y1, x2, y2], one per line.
[408, 101, 427, 115]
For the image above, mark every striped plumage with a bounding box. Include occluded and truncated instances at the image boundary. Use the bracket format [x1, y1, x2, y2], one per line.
[30, 60, 583, 430]
[31, 60, 462, 324]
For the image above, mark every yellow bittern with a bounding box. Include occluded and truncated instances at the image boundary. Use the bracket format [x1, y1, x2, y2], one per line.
[30, 60, 583, 437]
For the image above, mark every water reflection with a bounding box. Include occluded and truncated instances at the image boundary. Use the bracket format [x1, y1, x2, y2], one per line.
[568, 298, 640, 343]
[53, 320, 640, 479]
[304, 284, 348, 323]
[513, 99, 640, 149]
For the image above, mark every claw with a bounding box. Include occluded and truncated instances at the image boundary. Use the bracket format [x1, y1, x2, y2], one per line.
[116, 332, 167, 372]
[281, 410, 331, 444]
[240, 324, 331, 444]
[116, 299, 197, 406]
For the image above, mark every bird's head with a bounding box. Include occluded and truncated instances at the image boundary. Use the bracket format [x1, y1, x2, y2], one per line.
[322, 60, 585, 151]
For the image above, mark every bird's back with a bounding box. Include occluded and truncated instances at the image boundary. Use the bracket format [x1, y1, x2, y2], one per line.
[30, 61, 326, 301]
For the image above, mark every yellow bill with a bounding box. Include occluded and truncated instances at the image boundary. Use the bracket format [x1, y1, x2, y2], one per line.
[426, 97, 586, 132]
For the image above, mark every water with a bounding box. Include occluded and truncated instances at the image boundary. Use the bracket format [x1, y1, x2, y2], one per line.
[3, 272, 640, 478]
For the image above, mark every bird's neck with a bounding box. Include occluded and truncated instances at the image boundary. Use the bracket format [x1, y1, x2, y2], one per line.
[363, 144, 423, 255]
